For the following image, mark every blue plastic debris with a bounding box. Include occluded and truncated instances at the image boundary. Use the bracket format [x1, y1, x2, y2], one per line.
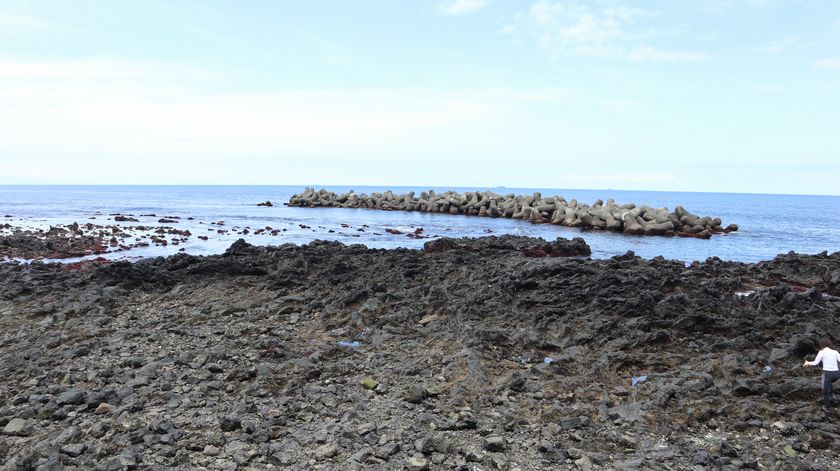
[337, 340, 361, 348]
[631, 375, 648, 386]
[763, 365, 772, 373]
[543, 357, 555, 364]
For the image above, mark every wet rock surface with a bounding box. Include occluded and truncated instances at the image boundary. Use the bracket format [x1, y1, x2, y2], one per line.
[0, 221, 193, 260]
[1, 236, 839, 470]
[0, 226, 109, 259]
[288, 188, 738, 239]
[0, 217, 278, 261]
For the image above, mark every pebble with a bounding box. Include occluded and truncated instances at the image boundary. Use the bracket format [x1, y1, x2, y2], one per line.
[2, 418, 33, 436]
[484, 435, 507, 452]
[94, 402, 116, 414]
[315, 443, 339, 460]
[360, 377, 379, 390]
[406, 453, 429, 470]
[219, 416, 242, 432]
[60, 443, 87, 457]
[574, 455, 594, 471]
[56, 388, 87, 406]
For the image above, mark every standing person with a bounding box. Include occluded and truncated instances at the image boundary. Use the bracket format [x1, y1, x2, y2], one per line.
[803, 337, 840, 410]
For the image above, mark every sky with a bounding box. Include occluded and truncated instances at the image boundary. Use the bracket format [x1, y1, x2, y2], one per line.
[0, 0, 838, 194]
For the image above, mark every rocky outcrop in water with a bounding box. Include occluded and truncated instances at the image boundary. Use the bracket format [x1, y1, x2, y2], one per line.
[1, 237, 838, 470]
[0, 226, 110, 259]
[0, 217, 286, 260]
[0, 222, 195, 260]
[288, 188, 738, 239]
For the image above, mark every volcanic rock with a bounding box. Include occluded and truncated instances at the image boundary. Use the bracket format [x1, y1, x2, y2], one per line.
[0, 237, 838, 469]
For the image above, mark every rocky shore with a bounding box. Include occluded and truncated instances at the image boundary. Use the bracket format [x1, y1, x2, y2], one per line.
[0, 220, 193, 261]
[287, 188, 738, 239]
[2, 236, 839, 470]
[0, 217, 286, 261]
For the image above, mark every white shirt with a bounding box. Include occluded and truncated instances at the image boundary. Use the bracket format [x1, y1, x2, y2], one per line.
[807, 347, 840, 371]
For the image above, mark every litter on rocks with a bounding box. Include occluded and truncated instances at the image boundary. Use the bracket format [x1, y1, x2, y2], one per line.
[631, 375, 648, 386]
[337, 340, 361, 348]
[543, 357, 555, 364]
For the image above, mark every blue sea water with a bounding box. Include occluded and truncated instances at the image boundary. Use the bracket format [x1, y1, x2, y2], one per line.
[1, 185, 838, 263]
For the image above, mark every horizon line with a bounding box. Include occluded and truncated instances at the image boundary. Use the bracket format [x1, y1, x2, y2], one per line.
[0, 183, 838, 198]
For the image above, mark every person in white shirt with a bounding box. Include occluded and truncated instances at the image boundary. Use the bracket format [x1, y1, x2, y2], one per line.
[803, 337, 840, 409]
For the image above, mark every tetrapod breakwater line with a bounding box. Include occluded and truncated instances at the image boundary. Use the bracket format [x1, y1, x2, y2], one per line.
[286, 188, 738, 239]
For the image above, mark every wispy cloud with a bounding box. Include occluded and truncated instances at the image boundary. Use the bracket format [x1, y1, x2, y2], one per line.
[439, 0, 488, 16]
[325, 54, 353, 66]
[561, 173, 675, 184]
[498, 24, 517, 35]
[0, 59, 578, 164]
[695, 0, 774, 12]
[504, 1, 710, 62]
[0, 10, 68, 38]
[0, 58, 208, 81]
[525, 1, 635, 49]
[628, 46, 709, 62]
[758, 36, 798, 54]
[814, 57, 840, 70]
[601, 100, 637, 112]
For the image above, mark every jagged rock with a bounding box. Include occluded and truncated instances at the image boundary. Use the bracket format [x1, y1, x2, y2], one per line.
[60, 444, 86, 457]
[3, 418, 33, 436]
[56, 388, 87, 406]
[0, 238, 838, 470]
[315, 443, 339, 460]
[484, 436, 507, 452]
[219, 417, 242, 432]
[403, 385, 428, 404]
[94, 403, 116, 414]
[406, 453, 429, 470]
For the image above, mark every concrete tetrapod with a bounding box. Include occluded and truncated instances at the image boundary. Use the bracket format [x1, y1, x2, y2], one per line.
[287, 188, 737, 239]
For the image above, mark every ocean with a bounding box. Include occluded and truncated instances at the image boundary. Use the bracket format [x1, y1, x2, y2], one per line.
[1, 185, 838, 263]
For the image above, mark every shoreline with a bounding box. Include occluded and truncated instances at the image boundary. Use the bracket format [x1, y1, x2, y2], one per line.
[0, 223, 832, 267]
[3, 186, 838, 264]
[1, 236, 839, 469]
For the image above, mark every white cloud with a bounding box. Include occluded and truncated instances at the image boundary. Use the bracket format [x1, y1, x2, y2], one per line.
[0, 58, 207, 81]
[814, 57, 840, 70]
[759, 36, 797, 54]
[498, 24, 517, 35]
[508, 1, 711, 62]
[562, 173, 675, 183]
[628, 46, 710, 62]
[525, 1, 630, 46]
[0, 58, 581, 168]
[325, 54, 353, 66]
[0, 11, 54, 35]
[0, 10, 74, 39]
[439, 0, 488, 16]
[0, 79, 591, 185]
[602, 100, 637, 112]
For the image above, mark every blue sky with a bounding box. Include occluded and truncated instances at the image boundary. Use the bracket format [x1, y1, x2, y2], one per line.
[0, 0, 838, 194]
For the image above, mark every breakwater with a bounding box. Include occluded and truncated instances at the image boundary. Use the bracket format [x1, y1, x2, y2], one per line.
[287, 188, 738, 238]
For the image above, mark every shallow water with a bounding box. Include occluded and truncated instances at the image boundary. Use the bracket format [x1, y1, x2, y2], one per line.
[1, 185, 838, 263]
